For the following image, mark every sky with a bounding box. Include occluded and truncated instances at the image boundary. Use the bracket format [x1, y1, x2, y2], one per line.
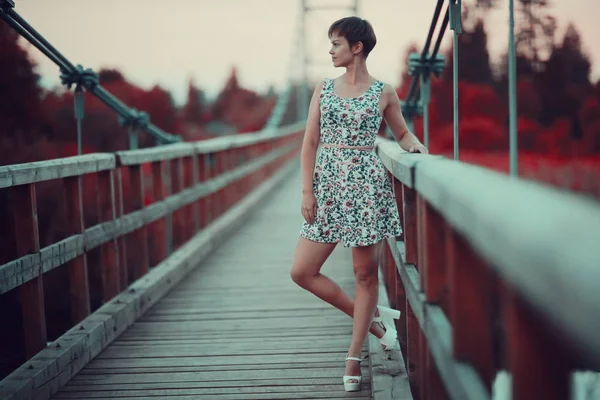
[11, 0, 600, 106]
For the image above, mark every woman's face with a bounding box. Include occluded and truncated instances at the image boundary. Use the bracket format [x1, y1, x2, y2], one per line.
[329, 33, 360, 68]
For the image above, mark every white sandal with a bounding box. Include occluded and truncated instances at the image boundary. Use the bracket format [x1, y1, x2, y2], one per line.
[373, 305, 401, 350]
[343, 354, 363, 392]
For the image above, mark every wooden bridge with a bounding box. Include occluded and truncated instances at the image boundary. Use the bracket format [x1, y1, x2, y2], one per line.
[2, 0, 600, 399]
[0, 123, 599, 400]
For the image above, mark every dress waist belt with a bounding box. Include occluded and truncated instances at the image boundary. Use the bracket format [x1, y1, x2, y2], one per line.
[321, 144, 374, 150]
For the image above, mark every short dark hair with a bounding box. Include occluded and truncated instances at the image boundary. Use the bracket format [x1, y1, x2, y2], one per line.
[328, 17, 377, 58]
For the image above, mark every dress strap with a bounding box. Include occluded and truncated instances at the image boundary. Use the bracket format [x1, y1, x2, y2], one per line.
[373, 81, 385, 97]
[319, 78, 332, 98]
[371, 81, 385, 110]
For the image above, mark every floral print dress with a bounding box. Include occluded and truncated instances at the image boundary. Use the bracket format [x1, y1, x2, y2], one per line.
[299, 78, 403, 247]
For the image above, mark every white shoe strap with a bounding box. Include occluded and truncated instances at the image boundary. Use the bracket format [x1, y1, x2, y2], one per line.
[346, 356, 362, 362]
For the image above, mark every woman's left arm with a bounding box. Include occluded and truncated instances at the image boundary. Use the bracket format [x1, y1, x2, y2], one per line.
[381, 84, 429, 154]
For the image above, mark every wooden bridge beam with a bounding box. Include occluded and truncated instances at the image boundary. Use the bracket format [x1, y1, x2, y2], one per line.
[11, 184, 46, 359]
[63, 176, 90, 324]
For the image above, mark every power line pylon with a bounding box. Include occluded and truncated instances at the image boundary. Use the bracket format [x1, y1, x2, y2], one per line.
[297, 0, 360, 119]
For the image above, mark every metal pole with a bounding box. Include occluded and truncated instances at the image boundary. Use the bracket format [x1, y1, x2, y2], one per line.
[420, 74, 430, 149]
[508, 0, 518, 176]
[165, 160, 173, 255]
[449, 0, 462, 161]
[299, 0, 308, 120]
[129, 128, 139, 150]
[453, 32, 459, 160]
[74, 86, 84, 155]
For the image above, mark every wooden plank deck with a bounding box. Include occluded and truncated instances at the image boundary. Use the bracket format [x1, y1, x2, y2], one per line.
[51, 170, 374, 400]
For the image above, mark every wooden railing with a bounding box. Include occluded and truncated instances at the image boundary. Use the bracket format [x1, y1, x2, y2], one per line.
[375, 137, 600, 400]
[0, 122, 304, 392]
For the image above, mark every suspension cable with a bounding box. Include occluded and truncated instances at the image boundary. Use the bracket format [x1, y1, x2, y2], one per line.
[0, 1, 181, 148]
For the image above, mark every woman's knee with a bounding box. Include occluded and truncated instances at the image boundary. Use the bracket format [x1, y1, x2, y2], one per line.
[290, 238, 335, 287]
[353, 262, 378, 286]
[290, 266, 312, 288]
[290, 267, 303, 285]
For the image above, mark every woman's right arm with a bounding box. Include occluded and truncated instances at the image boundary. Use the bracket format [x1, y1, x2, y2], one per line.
[300, 81, 324, 195]
[299, 81, 324, 225]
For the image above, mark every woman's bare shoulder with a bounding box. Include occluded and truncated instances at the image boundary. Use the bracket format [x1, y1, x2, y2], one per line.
[378, 82, 400, 101]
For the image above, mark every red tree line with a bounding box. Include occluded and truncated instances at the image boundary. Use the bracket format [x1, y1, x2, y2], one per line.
[392, 7, 600, 198]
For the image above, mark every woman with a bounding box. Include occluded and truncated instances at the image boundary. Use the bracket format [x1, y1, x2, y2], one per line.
[289, 16, 428, 392]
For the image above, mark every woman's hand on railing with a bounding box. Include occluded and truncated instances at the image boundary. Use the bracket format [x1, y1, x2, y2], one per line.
[408, 144, 429, 154]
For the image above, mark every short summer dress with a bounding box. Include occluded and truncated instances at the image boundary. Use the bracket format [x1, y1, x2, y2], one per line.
[299, 77, 403, 247]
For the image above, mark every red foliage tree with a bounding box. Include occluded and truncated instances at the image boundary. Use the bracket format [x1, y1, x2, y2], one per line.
[442, 19, 494, 85]
[516, 78, 542, 120]
[209, 67, 276, 133]
[535, 24, 592, 128]
[579, 95, 600, 154]
[182, 78, 206, 125]
[0, 22, 50, 149]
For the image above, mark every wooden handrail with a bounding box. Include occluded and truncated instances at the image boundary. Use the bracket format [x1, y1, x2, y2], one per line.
[0, 154, 115, 189]
[0, 124, 304, 382]
[375, 136, 600, 399]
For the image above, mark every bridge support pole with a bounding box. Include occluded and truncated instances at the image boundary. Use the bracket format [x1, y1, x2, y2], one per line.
[508, 0, 519, 176]
[128, 128, 139, 150]
[449, 0, 462, 160]
[420, 75, 430, 149]
[408, 52, 444, 149]
[74, 86, 84, 155]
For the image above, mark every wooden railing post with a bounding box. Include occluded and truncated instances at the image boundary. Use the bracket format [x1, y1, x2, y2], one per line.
[242, 148, 249, 197]
[11, 184, 46, 358]
[128, 165, 149, 279]
[149, 161, 168, 267]
[97, 170, 120, 299]
[446, 226, 495, 391]
[182, 155, 196, 241]
[222, 149, 231, 210]
[206, 153, 215, 225]
[197, 154, 207, 229]
[418, 329, 427, 400]
[114, 169, 128, 287]
[391, 178, 408, 353]
[230, 148, 239, 206]
[402, 185, 418, 266]
[190, 154, 200, 234]
[216, 152, 225, 217]
[173, 157, 184, 244]
[63, 176, 90, 324]
[422, 201, 448, 312]
[504, 286, 573, 400]
[384, 174, 400, 294]
[401, 184, 421, 392]
[425, 345, 448, 400]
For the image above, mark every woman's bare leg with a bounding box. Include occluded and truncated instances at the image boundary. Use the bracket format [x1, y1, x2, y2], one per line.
[345, 241, 383, 382]
[290, 237, 384, 338]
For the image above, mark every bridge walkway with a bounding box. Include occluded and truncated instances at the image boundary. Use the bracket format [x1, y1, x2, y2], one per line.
[50, 170, 403, 400]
